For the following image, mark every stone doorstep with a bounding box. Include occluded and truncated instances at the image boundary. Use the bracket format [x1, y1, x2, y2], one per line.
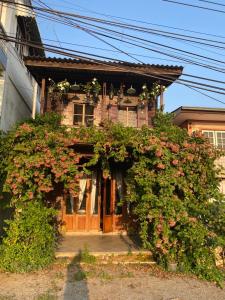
[55, 250, 151, 258]
[79, 261, 156, 265]
[64, 231, 128, 236]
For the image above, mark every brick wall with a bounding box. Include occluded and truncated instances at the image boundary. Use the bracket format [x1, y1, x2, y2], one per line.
[45, 92, 156, 128]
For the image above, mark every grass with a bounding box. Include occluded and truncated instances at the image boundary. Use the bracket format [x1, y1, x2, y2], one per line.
[98, 271, 113, 281]
[36, 291, 57, 300]
[76, 246, 96, 264]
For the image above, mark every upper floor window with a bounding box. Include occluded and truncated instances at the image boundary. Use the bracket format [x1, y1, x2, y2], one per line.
[203, 131, 225, 149]
[73, 103, 94, 127]
[118, 106, 137, 127]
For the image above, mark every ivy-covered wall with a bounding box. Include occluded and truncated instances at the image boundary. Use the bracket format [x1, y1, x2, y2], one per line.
[0, 112, 225, 283]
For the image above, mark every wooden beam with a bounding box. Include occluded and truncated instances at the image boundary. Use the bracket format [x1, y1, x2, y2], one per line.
[160, 86, 164, 111]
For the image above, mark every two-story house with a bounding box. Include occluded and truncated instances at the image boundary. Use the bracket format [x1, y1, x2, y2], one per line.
[24, 56, 183, 233]
[0, 0, 44, 131]
[173, 106, 225, 194]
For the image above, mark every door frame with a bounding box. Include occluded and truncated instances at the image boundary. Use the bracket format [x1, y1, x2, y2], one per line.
[61, 170, 127, 233]
[102, 173, 126, 233]
[61, 176, 101, 232]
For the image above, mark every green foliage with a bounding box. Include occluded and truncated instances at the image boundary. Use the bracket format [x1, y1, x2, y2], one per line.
[0, 201, 56, 273]
[74, 270, 87, 281]
[0, 112, 225, 283]
[78, 246, 96, 264]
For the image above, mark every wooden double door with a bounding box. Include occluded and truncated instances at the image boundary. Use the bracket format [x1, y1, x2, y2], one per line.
[61, 171, 127, 233]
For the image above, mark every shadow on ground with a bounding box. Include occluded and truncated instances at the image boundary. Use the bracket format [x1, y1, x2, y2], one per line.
[63, 252, 89, 300]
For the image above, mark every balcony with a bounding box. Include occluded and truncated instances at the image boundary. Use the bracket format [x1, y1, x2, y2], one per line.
[44, 79, 164, 128]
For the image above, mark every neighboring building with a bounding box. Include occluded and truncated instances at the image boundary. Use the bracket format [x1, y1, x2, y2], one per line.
[24, 56, 183, 233]
[173, 106, 225, 193]
[0, 0, 44, 131]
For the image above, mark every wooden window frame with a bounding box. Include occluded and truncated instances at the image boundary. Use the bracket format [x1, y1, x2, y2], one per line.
[118, 106, 137, 127]
[73, 103, 94, 127]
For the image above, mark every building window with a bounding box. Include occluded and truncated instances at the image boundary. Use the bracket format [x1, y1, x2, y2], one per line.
[15, 24, 25, 58]
[73, 103, 94, 126]
[203, 131, 225, 149]
[118, 106, 137, 127]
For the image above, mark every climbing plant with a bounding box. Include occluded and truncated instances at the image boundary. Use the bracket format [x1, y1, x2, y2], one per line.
[0, 112, 225, 283]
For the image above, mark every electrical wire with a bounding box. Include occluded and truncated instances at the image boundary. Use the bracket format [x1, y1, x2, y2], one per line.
[2, 34, 225, 100]
[2, 0, 225, 105]
[162, 0, 225, 14]
[197, 0, 225, 7]
[3, 1, 225, 72]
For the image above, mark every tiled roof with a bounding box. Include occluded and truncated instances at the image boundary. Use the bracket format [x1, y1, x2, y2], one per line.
[24, 56, 183, 71]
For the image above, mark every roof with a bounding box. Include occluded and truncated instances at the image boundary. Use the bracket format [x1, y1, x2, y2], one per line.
[24, 56, 183, 86]
[17, 16, 45, 57]
[24, 56, 183, 70]
[172, 106, 225, 125]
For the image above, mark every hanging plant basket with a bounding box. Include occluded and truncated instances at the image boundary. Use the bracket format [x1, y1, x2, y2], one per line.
[127, 85, 136, 95]
[70, 83, 80, 92]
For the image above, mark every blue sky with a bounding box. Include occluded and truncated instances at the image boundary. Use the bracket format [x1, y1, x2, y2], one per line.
[35, 0, 225, 112]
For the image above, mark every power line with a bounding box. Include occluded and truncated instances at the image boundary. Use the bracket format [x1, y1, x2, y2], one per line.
[4, 0, 225, 72]
[2, 34, 225, 100]
[2, 1, 225, 105]
[36, 11, 225, 73]
[48, 0, 225, 39]
[28, 5, 225, 72]
[182, 73, 225, 85]
[36, 3, 225, 94]
[4, 1, 225, 49]
[162, 0, 225, 14]
[197, 0, 225, 8]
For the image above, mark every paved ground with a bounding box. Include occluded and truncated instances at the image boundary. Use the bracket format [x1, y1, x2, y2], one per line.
[0, 261, 225, 300]
[56, 234, 145, 257]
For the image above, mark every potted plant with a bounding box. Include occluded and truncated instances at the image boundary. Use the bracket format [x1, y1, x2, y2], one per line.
[167, 250, 178, 272]
[83, 78, 101, 102]
[56, 79, 71, 94]
[92, 78, 101, 99]
[70, 82, 80, 92]
[127, 85, 136, 95]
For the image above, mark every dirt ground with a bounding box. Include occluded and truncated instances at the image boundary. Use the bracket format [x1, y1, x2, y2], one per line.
[0, 257, 225, 300]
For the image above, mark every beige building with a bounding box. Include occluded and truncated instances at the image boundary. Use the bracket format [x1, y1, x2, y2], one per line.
[173, 106, 225, 193]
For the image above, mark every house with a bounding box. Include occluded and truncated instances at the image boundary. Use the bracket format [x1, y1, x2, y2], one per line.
[24, 56, 183, 233]
[172, 106, 225, 193]
[0, 0, 44, 132]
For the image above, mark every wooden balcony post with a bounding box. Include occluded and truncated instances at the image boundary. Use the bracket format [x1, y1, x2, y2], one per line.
[160, 85, 164, 111]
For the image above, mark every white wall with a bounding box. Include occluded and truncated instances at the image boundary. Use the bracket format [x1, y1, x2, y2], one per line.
[0, 2, 40, 132]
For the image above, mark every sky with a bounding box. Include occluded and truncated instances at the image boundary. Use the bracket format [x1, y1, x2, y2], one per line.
[34, 0, 225, 112]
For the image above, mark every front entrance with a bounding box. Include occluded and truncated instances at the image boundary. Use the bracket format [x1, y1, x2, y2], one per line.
[61, 170, 127, 233]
